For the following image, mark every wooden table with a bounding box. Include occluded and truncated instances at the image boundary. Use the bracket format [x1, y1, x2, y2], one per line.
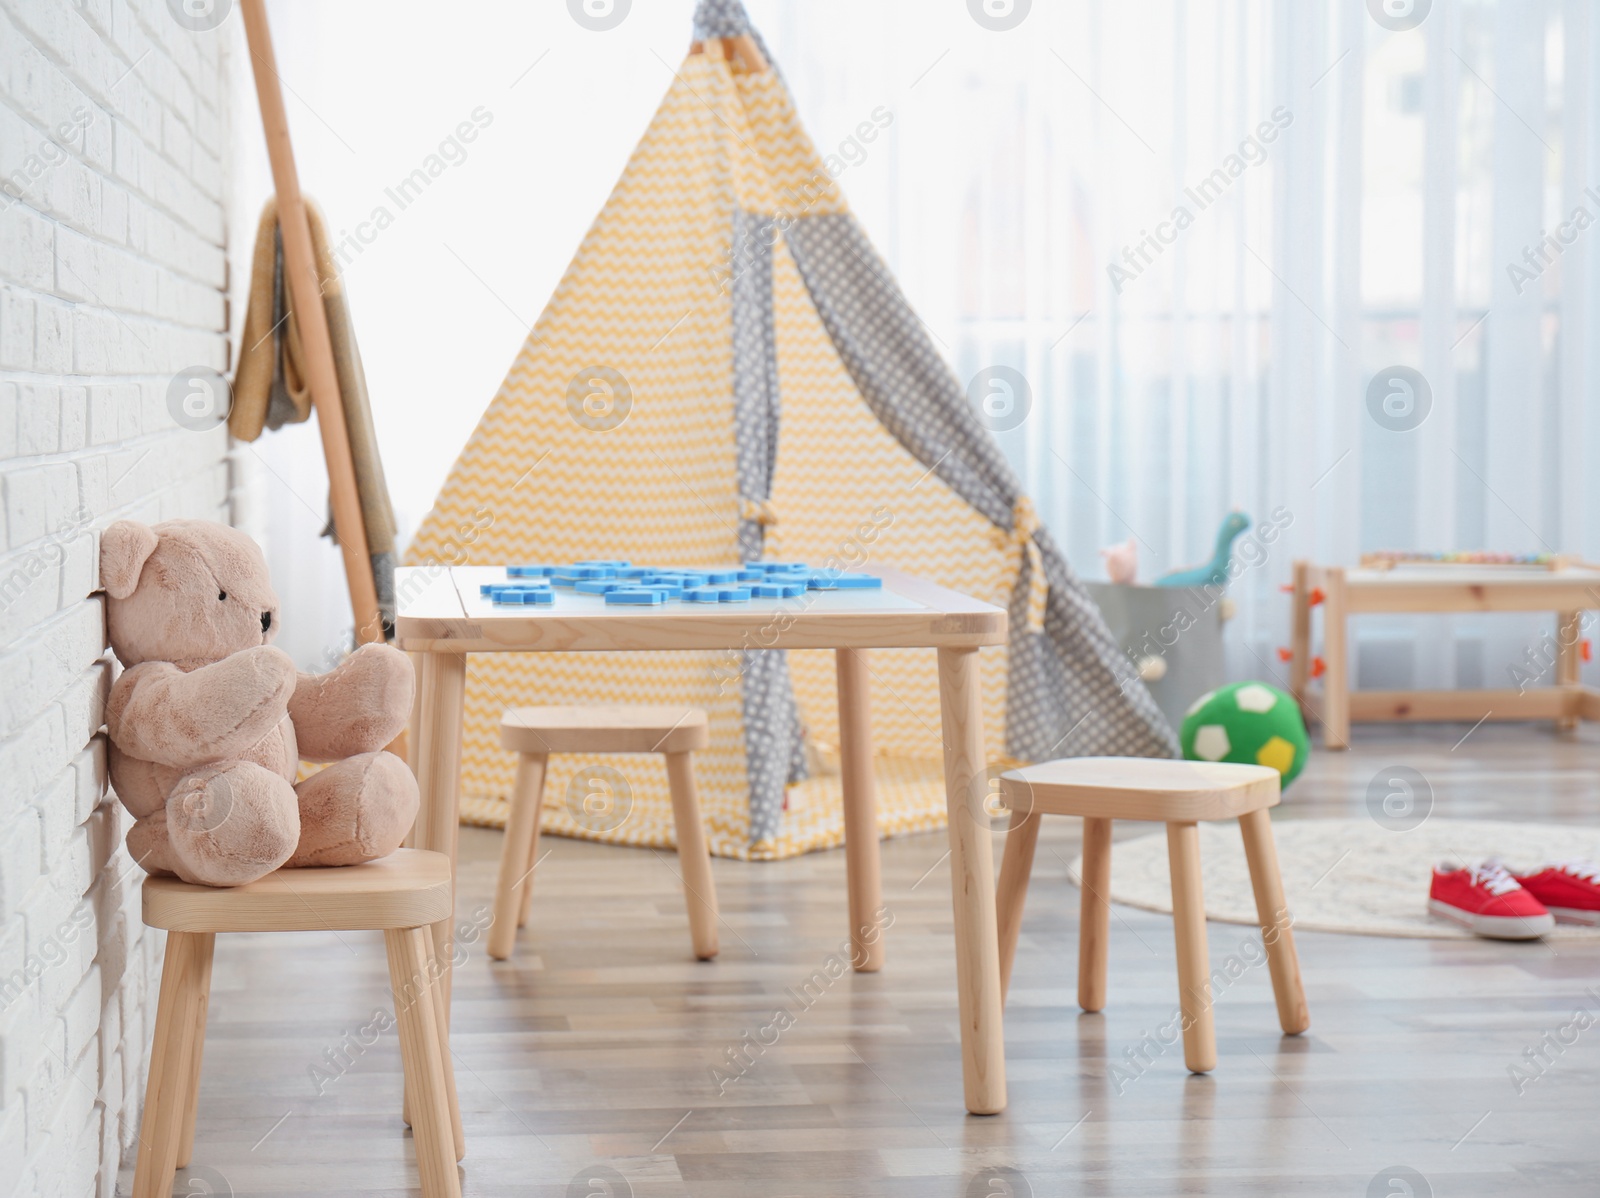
[1290, 560, 1600, 748]
[395, 564, 1010, 1114]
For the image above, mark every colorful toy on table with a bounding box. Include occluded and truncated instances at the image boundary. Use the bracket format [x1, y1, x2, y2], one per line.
[1154, 511, 1250, 588]
[1180, 681, 1310, 787]
[483, 561, 880, 606]
[1099, 537, 1138, 585]
[1361, 550, 1564, 570]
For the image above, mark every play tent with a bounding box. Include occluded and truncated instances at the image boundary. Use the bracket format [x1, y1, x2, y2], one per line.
[406, 0, 1176, 859]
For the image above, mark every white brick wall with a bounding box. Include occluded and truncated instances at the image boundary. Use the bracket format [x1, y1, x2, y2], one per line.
[0, 0, 234, 1194]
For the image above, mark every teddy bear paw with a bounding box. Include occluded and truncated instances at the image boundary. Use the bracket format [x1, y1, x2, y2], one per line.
[166, 761, 300, 887]
[287, 751, 419, 868]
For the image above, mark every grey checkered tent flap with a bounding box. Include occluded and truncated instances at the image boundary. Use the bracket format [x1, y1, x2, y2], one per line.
[782, 217, 1178, 761]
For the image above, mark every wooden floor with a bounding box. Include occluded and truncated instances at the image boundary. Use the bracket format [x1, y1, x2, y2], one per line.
[119, 721, 1600, 1196]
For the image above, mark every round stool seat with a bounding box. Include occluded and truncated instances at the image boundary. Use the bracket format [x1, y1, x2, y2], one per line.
[1000, 756, 1280, 821]
[500, 704, 709, 755]
[142, 848, 453, 933]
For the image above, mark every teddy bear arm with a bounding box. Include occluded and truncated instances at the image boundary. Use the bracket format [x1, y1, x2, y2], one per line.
[288, 642, 415, 761]
[107, 650, 296, 767]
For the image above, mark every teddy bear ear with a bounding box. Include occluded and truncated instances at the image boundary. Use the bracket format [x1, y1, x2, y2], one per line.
[100, 520, 159, 599]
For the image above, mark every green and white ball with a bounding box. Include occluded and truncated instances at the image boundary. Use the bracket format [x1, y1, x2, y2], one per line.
[1180, 681, 1310, 787]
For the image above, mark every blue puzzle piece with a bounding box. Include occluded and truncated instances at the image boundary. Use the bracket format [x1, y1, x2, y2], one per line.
[605, 588, 668, 605]
[575, 579, 628, 594]
[751, 582, 806, 599]
[656, 569, 712, 585]
[489, 587, 554, 606]
[576, 559, 631, 568]
[636, 580, 684, 598]
[736, 569, 767, 582]
[507, 565, 558, 577]
[807, 572, 882, 590]
[686, 587, 751, 603]
[704, 570, 741, 585]
[565, 565, 619, 579]
[616, 566, 656, 578]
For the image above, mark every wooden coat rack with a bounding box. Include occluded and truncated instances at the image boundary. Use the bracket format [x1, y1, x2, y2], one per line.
[239, 0, 385, 648]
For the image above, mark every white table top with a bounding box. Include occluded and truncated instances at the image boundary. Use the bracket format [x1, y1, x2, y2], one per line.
[394, 565, 1008, 653]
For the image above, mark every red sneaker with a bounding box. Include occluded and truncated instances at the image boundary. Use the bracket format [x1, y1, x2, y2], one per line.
[1428, 860, 1554, 939]
[1513, 861, 1600, 926]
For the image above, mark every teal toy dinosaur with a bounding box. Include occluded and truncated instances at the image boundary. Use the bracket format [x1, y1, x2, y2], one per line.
[1154, 511, 1250, 588]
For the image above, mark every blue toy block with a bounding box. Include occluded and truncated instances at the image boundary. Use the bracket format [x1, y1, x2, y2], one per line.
[678, 585, 745, 601]
[807, 572, 882, 590]
[490, 587, 553, 606]
[686, 587, 750, 603]
[576, 559, 631, 568]
[605, 588, 668, 605]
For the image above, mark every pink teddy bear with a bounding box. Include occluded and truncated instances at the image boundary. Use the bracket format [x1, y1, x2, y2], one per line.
[102, 519, 418, 887]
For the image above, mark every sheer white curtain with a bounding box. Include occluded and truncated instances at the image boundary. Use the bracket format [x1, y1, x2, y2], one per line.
[759, 0, 1600, 693]
[238, 0, 1599, 697]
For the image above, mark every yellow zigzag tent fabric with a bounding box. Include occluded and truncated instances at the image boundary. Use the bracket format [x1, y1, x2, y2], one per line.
[406, 0, 1175, 860]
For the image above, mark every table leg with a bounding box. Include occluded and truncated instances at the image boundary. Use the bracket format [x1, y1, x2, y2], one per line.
[1556, 611, 1582, 731]
[935, 647, 1006, 1115]
[1289, 561, 1311, 714]
[409, 650, 466, 1160]
[403, 650, 426, 848]
[836, 648, 885, 972]
[1321, 568, 1350, 750]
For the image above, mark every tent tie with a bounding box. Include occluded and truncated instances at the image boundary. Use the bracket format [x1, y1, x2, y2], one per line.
[739, 497, 779, 526]
[1002, 495, 1049, 633]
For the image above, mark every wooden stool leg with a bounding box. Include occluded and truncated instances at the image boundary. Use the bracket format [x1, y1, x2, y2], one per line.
[1321, 567, 1350, 750]
[836, 648, 886, 971]
[489, 751, 548, 960]
[1556, 610, 1582, 731]
[132, 931, 213, 1198]
[1077, 816, 1113, 1014]
[1238, 809, 1310, 1035]
[1165, 822, 1215, 1073]
[422, 914, 467, 1158]
[386, 927, 462, 1198]
[995, 807, 1041, 1005]
[175, 932, 216, 1168]
[403, 934, 465, 1163]
[665, 750, 719, 960]
[515, 755, 548, 930]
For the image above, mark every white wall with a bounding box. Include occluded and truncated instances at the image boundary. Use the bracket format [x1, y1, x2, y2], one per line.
[0, 0, 234, 1192]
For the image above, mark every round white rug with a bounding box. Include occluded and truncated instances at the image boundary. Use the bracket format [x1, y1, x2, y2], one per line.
[1069, 818, 1600, 940]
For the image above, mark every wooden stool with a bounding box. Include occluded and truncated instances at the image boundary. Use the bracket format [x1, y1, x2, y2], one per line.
[489, 705, 719, 962]
[133, 850, 463, 1198]
[995, 758, 1310, 1073]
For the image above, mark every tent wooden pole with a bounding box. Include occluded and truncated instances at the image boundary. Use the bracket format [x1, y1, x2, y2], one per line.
[240, 0, 384, 647]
